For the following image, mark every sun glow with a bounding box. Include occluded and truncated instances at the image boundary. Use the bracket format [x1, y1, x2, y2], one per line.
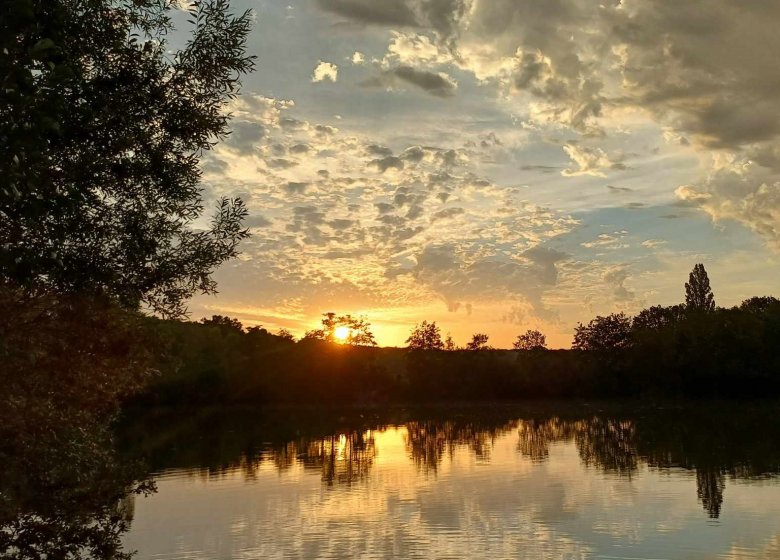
[334, 326, 350, 342]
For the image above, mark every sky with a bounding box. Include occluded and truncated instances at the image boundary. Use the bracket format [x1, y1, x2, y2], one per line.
[185, 0, 780, 348]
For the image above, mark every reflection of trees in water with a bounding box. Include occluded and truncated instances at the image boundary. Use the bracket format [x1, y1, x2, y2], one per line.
[575, 418, 638, 475]
[696, 469, 725, 518]
[405, 420, 518, 472]
[299, 431, 376, 486]
[513, 410, 780, 519]
[517, 418, 578, 462]
[178, 431, 378, 487]
[0, 421, 154, 559]
[517, 418, 638, 474]
[122, 405, 780, 523]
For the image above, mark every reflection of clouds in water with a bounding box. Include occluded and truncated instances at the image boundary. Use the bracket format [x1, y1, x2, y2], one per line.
[124, 423, 780, 560]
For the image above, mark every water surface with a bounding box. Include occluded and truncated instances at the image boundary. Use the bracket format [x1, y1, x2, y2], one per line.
[121, 403, 780, 559]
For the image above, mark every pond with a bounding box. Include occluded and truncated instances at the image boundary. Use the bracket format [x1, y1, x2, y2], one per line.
[117, 402, 780, 559]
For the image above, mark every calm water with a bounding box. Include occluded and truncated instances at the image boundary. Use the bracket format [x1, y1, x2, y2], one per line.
[119, 403, 780, 559]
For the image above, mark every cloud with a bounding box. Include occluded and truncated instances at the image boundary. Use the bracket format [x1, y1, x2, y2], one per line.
[350, 51, 365, 64]
[385, 32, 452, 66]
[226, 121, 266, 155]
[315, 0, 469, 40]
[284, 182, 309, 195]
[366, 144, 394, 158]
[369, 155, 405, 172]
[205, 94, 592, 336]
[375, 202, 395, 214]
[675, 164, 780, 250]
[411, 243, 569, 319]
[431, 207, 464, 222]
[641, 239, 666, 249]
[562, 144, 622, 178]
[315, 0, 418, 27]
[322, 0, 780, 252]
[393, 65, 457, 97]
[521, 164, 561, 174]
[312, 60, 338, 82]
[581, 232, 629, 250]
[363, 65, 457, 97]
[603, 266, 634, 301]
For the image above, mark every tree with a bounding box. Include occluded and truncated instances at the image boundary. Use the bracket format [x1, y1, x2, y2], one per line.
[465, 333, 491, 351]
[513, 329, 547, 350]
[1, 0, 255, 317]
[200, 315, 243, 333]
[632, 304, 686, 331]
[276, 328, 295, 341]
[406, 320, 444, 350]
[739, 296, 780, 314]
[685, 264, 716, 313]
[303, 313, 377, 346]
[572, 313, 632, 351]
[444, 333, 458, 351]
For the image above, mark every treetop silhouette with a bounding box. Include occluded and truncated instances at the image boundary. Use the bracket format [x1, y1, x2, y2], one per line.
[685, 264, 716, 313]
[513, 330, 547, 351]
[406, 321, 444, 350]
[572, 313, 632, 351]
[304, 312, 377, 346]
[466, 333, 492, 351]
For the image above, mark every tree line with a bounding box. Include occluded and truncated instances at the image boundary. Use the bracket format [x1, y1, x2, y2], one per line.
[128, 263, 780, 405]
[210, 263, 748, 356]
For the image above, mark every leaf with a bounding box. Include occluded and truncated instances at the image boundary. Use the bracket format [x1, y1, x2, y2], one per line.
[30, 38, 56, 57]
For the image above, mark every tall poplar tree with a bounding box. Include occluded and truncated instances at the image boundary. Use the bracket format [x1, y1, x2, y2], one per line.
[685, 263, 716, 313]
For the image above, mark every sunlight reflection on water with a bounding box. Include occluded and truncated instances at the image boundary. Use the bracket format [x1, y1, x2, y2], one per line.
[122, 408, 780, 560]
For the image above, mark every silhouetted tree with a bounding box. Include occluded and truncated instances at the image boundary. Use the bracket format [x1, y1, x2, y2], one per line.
[303, 313, 377, 346]
[466, 333, 491, 351]
[513, 329, 547, 350]
[444, 334, 457, 351]
[1, 0, 255, 317]
[739, 296, 780, 314]
[276, 328, 296, 341]
[200, 315, 243, 333]
[572, 313, 632, 351]
[406, 321, 444, 350]
[632, 304, 686, 331]
[685, 264, 716, 313]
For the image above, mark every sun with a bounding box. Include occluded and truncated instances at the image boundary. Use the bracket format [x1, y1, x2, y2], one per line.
[334, 326, 350, 342]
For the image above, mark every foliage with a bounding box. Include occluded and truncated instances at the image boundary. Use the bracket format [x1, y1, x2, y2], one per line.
[739, 296, 780, 314]
[0, 415, 154, 560]
[444, 334, 457, 351]
[0, 286, 156, 422]
[685, 263, 716, 313]
[572, 313, 633, 351]
[406, 320, 444, 350]
[465, 333, 491, 351]
[0, 286, 157, 558]
[632, 304, 686, 331]
[303, 312, 377, 346]
[200, 314, 244, 333]
[513, 329, 547, 350]
[133, 293, 780, 405]
[0, 0, 255, 317]
[276, 328, 296, 341]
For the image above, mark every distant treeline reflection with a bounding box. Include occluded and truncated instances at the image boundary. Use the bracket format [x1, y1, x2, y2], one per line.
[121, 403, 780, 520]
